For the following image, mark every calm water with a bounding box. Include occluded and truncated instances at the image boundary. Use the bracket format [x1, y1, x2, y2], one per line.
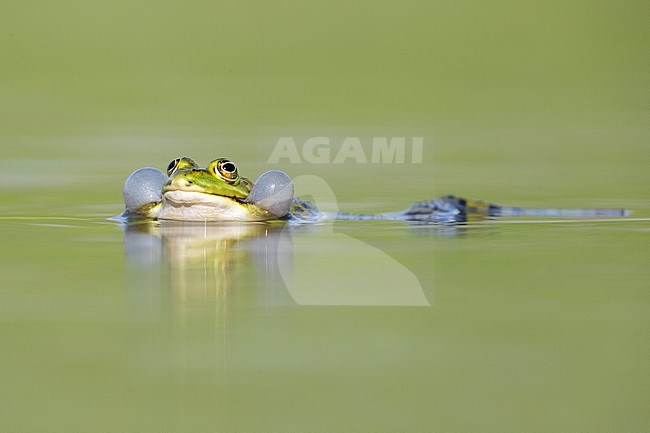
[1, 202, 648, 432]
[1, 2, 649, 432]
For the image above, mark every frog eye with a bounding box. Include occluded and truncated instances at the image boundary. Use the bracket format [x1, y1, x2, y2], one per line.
[166, 158, 181, 176]
[211, 158, 239, 182]
[167, 157, 198, 176]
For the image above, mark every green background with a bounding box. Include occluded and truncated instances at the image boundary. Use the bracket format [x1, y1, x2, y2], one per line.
[1, 0, 648, 211]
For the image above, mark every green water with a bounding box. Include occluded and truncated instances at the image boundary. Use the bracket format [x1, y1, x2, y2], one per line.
[1, 2, 649, 432]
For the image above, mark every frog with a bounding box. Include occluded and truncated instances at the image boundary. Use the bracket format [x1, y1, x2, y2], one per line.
[120, 157, 627, 223]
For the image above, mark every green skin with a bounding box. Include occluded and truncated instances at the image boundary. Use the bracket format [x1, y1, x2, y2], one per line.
[163, 168, 250, 199]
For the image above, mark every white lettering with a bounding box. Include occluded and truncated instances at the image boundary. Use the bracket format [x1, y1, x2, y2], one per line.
[371, 137, 405, 163]
[268, 135, 425, 164]
[303, 137, 330, 164]
[411, 137, 423, 163]
[332, 137, 367, 164]
[267, 137, 301, 163]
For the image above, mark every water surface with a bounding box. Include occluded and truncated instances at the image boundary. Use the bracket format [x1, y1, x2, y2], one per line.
[1, 205, 647, 432]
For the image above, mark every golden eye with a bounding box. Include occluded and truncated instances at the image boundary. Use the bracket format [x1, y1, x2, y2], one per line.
[211, 158, 239, 181]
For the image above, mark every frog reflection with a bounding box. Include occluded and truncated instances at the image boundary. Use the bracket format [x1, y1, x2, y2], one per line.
[123, 221, 297, 315]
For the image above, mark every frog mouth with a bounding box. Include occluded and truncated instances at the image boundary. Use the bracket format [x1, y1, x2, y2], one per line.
[159, 189, 268, 222]
[163, 189, 243, 205]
